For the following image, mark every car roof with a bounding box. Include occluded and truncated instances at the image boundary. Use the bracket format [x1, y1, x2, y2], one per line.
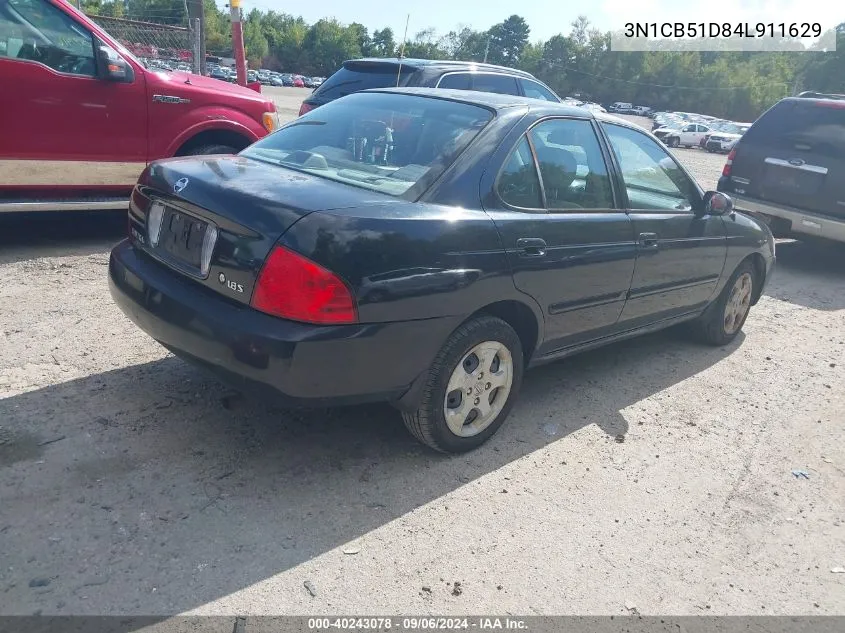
[365, 87, 590, 115]
[345, 57, 538, 79]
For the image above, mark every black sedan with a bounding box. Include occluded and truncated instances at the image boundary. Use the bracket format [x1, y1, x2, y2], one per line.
[109, 88, 775, 453]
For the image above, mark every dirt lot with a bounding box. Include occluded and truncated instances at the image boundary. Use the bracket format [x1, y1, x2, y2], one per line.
[1, 103, 844, 617]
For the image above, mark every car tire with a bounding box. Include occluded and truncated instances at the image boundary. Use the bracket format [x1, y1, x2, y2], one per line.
[401, 315, 524, 453]
[185, 144, 239, 156]
[691, 260, 757, 346]
[668, 137, 680, 148]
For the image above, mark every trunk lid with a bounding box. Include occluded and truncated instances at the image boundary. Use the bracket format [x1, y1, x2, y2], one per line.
[729, 98, 845, 219]
[130, 155, 393, 305]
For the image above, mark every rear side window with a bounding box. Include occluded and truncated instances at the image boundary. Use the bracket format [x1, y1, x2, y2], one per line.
[744, 100, 845, 158]
[497, 138, 542, 209]
[438, 73, 472, 90]
[519, 79, 558, 102]
[314, 64, 418, 100]
[471, 74, 519, 95]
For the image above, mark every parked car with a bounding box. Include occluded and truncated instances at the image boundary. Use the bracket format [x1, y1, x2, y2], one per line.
[298, 58, 561, 115]
[608, 102, 634, 114]
[631, 105, 652, 117]
[0, 0, 280, 213]
[662, 123, 712, 148]
[718, 91, 845, 244]
[704, 122, 751, 153]
[292, 75, 305, 87]
[109, 88, 774, 453]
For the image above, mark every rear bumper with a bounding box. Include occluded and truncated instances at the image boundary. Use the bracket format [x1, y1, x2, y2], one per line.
[725, 190, 845, 243]
[109, 240, 460, 407]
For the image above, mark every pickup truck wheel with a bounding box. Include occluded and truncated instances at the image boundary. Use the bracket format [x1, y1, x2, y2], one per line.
[691, 260, 756, 346]
[185, 144, 238, 156]
[667, 136, 680, 148]
[401, 315, 524, 453]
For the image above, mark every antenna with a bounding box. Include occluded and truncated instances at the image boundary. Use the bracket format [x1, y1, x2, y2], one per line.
[396, 14, 410, 87]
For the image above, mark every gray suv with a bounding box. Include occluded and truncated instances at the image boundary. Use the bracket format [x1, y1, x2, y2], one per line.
[298, 58, 560, 116]
[717, 91, 845, 244]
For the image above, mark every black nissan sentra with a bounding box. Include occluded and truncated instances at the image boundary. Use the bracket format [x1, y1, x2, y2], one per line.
[109, 88, 775, 453]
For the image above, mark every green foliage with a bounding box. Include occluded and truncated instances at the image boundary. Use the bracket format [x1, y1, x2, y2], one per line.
[86, 3, 843, 119]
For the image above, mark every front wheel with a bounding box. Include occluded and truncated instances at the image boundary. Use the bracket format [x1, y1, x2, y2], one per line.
[667, 136, 680, 148]
[401, 315, 524, 453]
[692, 261, 756, 346]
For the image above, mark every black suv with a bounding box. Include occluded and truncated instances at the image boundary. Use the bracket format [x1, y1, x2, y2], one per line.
[717, 91, 845, 244]
[298, 58, 560, 116]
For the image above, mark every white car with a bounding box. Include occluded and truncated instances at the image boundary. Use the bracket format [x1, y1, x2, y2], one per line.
[661, 123, 711, 148]
[575, 102, 607, 114]
[704, 122, 752, 153]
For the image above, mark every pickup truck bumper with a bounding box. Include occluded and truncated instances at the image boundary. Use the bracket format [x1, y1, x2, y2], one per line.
[727, 191, 845, 244]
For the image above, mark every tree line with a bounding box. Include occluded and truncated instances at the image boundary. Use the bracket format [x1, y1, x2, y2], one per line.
[82, 1, 844, 121]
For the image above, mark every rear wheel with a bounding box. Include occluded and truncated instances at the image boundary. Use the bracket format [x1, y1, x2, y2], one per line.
[185, 144, 238, 156]
[692, 261, 756, 346]
[401, 316, 524, 453]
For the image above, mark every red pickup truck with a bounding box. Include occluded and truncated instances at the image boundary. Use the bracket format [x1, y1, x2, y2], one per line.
[0, 0, 278, 212]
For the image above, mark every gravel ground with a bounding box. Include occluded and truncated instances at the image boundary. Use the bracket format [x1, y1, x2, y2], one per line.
[1, 97, 844, 617]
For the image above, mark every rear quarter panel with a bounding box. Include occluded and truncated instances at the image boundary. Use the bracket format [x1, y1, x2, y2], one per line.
[279, 203, 534, 325]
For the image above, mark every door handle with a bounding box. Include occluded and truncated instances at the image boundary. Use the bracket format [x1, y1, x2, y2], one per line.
[638, 232, 659, 248]
[516, 237, 547, 257]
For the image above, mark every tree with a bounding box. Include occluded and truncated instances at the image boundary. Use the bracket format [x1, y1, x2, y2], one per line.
[370, 28, 396, 57]
[487, 15, 529, 65]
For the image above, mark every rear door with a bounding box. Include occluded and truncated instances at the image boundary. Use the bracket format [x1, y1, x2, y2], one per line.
[482, 117, 637, 355]
[729, 98, 845, 219]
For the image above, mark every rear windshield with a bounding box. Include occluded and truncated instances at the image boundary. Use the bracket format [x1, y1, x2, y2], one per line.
[745, 100, 845, 157]
[241, 92, 493, 199]
[313, 64, 419, 100]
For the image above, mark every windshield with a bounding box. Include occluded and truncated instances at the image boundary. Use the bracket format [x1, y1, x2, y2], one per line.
[241, 92, 494, 198]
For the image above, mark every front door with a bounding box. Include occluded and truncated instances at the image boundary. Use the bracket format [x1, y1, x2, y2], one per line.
[482, 117, 638, 355]
[0, 0, 147, 193]
[600, 122, 727, 328]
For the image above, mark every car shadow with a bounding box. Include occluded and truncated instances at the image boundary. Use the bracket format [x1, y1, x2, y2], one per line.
[763, 239, 845, 311]
[0, 327, 741, 616]
[0, 210, 124, 264]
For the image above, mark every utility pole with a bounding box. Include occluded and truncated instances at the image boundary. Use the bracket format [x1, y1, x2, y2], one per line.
[230, 0, 247, 86]
[187, 0, 206, 74]
[483, 35, 490, 63]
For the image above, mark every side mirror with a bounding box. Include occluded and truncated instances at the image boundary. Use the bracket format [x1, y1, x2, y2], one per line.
[96, 43, 134, 83]
[702, 191, 733, 216]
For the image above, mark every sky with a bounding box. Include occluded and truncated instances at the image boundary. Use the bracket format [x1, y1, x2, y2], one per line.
[233, 0, 840, 43]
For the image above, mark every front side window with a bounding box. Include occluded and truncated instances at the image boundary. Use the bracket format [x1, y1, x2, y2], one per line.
[519, 79, 558, 102]
[529, 118, 614, 210]
[602, 123, 697, 211]
[0, 0, 95, 76]
[242, 92, 493, 199]
[497, 137, 542, 209]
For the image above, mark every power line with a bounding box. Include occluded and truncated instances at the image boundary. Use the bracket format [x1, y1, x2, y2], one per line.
[543, 62, 787, 91]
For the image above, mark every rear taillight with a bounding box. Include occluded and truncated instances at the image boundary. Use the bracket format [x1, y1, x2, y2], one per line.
[298, 102, 316, 116]
[722, 148, 736, 177]
[251, 246, 357, 324]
